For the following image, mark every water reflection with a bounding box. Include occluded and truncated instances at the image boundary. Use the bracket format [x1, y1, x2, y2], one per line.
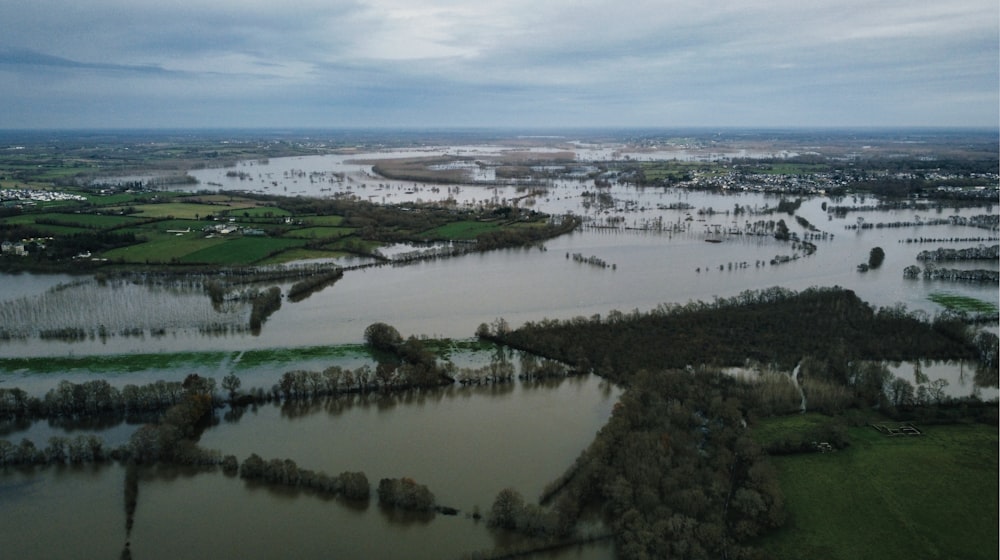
[885, 360, 999, 400]
[1, 373, 621, 560]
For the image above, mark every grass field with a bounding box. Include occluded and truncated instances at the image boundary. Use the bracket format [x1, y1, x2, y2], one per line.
[420, 220, 499, 239]
[2, 212, 138, 229]
[241, 206, 291, 218]
[81, 192, 168, 206]
[928, 292, 999, 314]
[2, 179, 573, 269]
[178, 236, 307, 264]
[754, 415, 999, 560]
[128, 202, 246, 219]
[102, 233, 229, 263]
[300, 215, 344, 226]
[282, 226, 354, 239]
[0, 351, 232, 374]
[2, 222, 90, 236]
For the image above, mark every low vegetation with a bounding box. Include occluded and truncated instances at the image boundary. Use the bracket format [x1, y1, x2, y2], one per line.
[928, 292, 999, 314]
[753, 417, 998, 560]
[1, 189, 578, 271]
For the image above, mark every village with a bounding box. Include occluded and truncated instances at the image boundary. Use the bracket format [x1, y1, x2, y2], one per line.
[0, 187, 87, 207]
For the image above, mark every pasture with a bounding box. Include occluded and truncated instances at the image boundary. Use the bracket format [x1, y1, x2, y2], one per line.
[755, 416, 998, 560]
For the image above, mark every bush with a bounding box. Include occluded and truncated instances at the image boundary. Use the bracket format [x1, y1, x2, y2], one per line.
[377, 477, 436, 511]
[868, 246, 885, 269]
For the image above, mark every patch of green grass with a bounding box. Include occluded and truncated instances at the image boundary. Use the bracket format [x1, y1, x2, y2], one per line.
[753, 163, 830, 175]
[282, 226, 354, 239]
[101, 233, 228, 263]
[0, 212, 126, 228]
[241, 206, 291, 218]
[300, 215, 344, 226]
[178, 236, 307, 264]
[45, 213, 141, 228]
[750, 413, 842, 446]
[928, 292, 998, 313]
[83, 192, 164, 205]
[234, 345, 370, 369]
[0, 221, 90, 236]
[129, 202, 238, 219]
[134, 219, 215, 231]
[420, 220, 499, 239]
[756, 420, 999, 560]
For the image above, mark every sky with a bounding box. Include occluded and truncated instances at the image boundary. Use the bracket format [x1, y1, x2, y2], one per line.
[0, 0, 997, 130]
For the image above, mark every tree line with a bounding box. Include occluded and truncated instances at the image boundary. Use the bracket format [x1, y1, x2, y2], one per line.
[483, 286, 985, 385]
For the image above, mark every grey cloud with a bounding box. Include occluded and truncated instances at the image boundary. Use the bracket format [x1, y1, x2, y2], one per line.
[0, 0, 995, 129]
[0, 48, 171, 74]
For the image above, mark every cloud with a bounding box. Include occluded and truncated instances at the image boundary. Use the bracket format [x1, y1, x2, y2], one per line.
[0, 0, 995, 128]
[0, 47, 170, 74]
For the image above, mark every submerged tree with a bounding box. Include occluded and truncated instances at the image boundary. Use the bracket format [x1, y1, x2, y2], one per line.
[377, 477, 436, 511]
[868, 246, 886, 269]
[364, 322, 403, 352]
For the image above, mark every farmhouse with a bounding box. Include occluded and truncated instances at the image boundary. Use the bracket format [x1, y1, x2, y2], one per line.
[1, 241, 26, 256]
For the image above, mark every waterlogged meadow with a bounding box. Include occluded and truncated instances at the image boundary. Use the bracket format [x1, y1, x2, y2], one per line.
[1, 133, 998, 559]
[0, 343, 621, 560]
[0, 277, 250, 341]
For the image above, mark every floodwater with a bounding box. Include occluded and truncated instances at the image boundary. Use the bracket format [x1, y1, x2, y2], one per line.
[1, 145, 998, 559]
[1, 374, 620, 560]
[2, 194, 995, 357]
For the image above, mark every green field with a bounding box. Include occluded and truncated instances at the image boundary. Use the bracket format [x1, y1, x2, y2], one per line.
[128, 202, 244, 219]
[282, 226, 354, 239]
[300, 215, 344, 226]
[3, 222, 90, 236]
[241, 206, 291, 218]
[82, 192, 166, 205]
[2, 212, 138, 229]
[754, 416, 999, 560]
[102, 233, 228, 263]
[754, 163, 830, 175]
[420, 220, 499, 239]
[928, 292, 999, 314]
[178, 236, 307, 264]
[2, 167, 574, 270]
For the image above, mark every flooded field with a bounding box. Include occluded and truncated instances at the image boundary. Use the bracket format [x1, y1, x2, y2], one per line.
[2, 140, 997, 559]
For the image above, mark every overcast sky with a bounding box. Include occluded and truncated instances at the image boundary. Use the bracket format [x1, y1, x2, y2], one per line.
[1, 0, 996, 129]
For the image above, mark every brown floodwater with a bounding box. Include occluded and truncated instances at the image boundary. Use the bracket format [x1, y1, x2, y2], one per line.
[0, 375, 621, 560]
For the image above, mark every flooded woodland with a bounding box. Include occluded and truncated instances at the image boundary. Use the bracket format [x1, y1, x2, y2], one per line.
[1, 130, 998, 559]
